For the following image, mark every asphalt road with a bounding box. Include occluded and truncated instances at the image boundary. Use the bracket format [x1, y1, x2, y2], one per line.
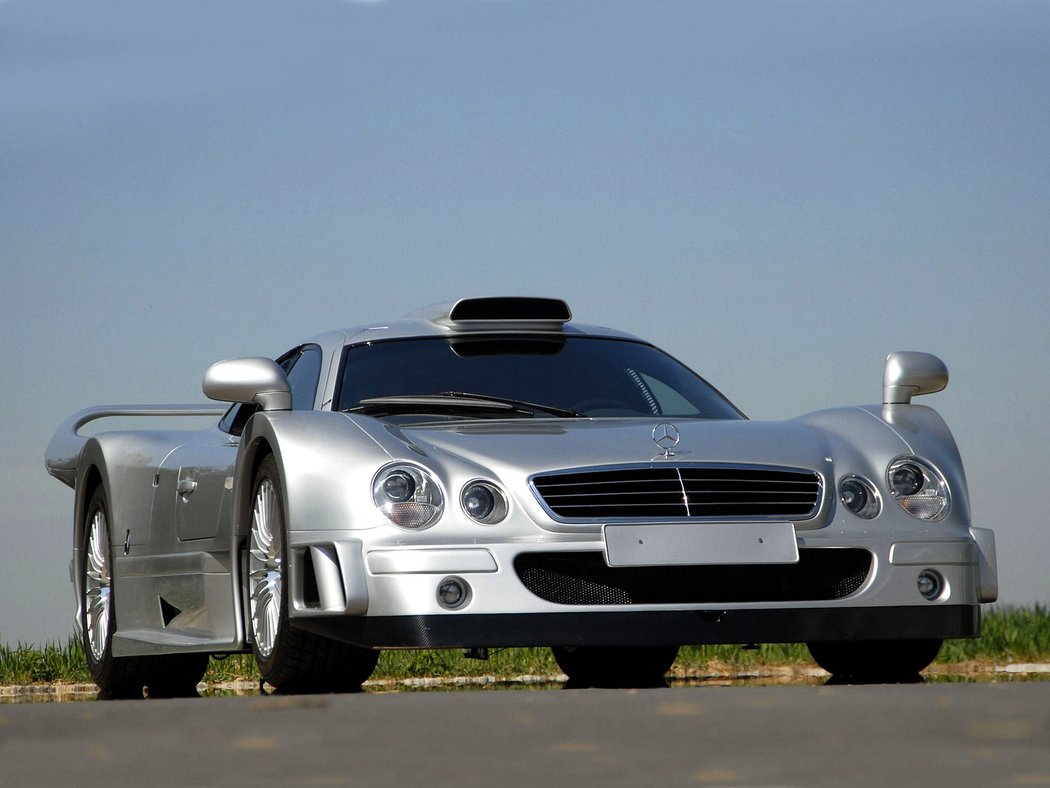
[1, 683, 1048, 787]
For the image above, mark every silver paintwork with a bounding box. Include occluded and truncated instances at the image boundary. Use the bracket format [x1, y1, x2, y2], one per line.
[203, 357, 291, 411]
[883, 351, 949, 405]
[44, 298, 998, 663]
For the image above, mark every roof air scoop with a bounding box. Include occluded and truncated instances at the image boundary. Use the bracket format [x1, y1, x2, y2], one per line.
[410, 297, 573, 331]
[449, 297, 572, 324]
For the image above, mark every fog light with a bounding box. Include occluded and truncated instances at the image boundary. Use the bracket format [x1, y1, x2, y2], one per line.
[437, 576, 470, 609]
[917, 569, 943, 601]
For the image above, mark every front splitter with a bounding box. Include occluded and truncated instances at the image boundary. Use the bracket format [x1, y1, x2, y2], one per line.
[292, 604, 980, 649]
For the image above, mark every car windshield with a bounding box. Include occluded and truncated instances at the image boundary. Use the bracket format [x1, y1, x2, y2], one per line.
[336, 336, 743, 421]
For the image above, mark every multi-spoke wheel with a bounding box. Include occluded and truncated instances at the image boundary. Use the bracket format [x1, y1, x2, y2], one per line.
[247, 454, 378, 692]
[81, 488, 149, 697]
[249, 469, 284, 662]
[81, 486, 209, 699]
[807, 639, 943, 682]
[552, 645, 680, 687]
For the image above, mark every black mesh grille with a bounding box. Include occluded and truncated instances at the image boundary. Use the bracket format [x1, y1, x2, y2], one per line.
[514, 549, 871, 605]
[531, 465, 821, 521]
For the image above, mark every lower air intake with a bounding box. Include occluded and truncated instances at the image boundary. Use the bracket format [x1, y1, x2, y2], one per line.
[514, 549, 871, 605]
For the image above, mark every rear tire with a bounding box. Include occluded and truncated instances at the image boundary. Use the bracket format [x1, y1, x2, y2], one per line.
[144, 653, 211, 698]
[81, 487, 208, 698]
[552, 645, 679, 687]
[807, 639, 943, 681]
[247, 454, 378, 692]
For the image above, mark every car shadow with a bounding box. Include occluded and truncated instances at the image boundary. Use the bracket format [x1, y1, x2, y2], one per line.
[824, 673, 925, 686]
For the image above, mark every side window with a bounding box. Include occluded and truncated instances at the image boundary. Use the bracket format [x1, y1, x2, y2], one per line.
[284, 345, 323, 411]
[219, 402, 260, 437]
[219, 345, 324, 435]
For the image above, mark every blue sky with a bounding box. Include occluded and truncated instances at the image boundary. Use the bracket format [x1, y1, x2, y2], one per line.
[2, 0, 1048, 644]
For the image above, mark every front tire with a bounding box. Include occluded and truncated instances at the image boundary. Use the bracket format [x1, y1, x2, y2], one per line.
[247, 454, 378, 692]
[552, 645, 680, 687]
[807, 639, 943, 681]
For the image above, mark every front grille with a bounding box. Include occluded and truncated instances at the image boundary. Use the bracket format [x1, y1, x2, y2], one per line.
[514, 549, 871, 605]
[531, 465, 821, 521]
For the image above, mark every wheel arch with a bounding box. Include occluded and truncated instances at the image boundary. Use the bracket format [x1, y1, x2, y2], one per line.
[231, 434, 279, 543]
[73, 438, 115, 551]
[228, 427, 279, 648]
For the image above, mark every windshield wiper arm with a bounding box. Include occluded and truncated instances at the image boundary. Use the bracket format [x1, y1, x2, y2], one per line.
[343, 393, 580, 418]
[345, 394, 528, 417]
[436, 392, 581, 418]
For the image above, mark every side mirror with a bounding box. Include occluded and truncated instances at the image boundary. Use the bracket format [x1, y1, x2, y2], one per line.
[203, 357, 292, 411]
[883, 351, 948, 405]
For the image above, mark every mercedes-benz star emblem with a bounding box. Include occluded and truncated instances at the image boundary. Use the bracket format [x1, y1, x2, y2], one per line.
[652, 422, 680, 457]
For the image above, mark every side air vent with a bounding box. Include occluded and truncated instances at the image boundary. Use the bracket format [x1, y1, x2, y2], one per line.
[449, 297, 572, 324]
[159, 597, 182, 627]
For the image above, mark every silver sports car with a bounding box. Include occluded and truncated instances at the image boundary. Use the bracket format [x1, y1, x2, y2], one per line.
[46, 297, 997, 693]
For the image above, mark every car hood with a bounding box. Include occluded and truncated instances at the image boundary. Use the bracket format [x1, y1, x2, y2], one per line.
[388, 417, 839, 476]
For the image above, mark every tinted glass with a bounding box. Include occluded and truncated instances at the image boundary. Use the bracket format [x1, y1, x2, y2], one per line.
[285, 345, 322, 411]
[336, 336, 741, 420]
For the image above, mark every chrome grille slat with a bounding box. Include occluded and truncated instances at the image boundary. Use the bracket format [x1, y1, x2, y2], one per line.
[531, 464, 821, 521]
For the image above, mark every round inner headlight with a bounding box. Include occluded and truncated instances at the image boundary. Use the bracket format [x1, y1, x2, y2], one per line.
[372, 465, 444, 529]
[839, 475, 881, 519]
[461, 481, 508, 525]
[382, 471, 416, 503]
[889, 463, 924, 496]
[887, 456, 950, 521]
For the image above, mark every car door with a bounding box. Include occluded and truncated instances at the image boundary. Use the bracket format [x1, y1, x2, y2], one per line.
[165, 344, 323, 542]
[171, 436, 239, 542]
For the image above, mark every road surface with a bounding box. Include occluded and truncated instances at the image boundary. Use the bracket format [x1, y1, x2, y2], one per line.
[1, 682, 1048, 786]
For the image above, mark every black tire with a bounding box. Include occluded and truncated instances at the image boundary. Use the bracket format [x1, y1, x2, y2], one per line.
[144, 653, 211, 698]
[82, 487, 211, 699]
[247, 454, 379, 692]
[81, 486, 152, 698]
[807, 639, 943, 681]
[551, 645, 680, 687]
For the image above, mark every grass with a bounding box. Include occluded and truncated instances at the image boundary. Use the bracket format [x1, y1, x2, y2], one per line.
[3, 604, 1049, 686]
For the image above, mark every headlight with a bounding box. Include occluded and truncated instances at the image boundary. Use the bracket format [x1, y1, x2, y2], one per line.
[887, 456, 949, 521]
[372, 464, 444, 529]
[461, 481, 508, 524]
[839, 475, 881, 519]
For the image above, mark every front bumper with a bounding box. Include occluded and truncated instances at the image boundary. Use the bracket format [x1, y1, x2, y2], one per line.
[283, 526, 995, 650]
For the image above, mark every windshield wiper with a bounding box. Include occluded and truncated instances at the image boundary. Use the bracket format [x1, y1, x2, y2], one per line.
[343, 392, 580, 418]
[437, 392, 581, 418]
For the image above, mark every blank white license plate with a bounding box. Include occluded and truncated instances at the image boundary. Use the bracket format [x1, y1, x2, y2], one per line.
[603, 522, 799, 567]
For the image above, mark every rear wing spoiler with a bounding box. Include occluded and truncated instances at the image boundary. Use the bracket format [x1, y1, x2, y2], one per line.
[45, 404, 226, 488]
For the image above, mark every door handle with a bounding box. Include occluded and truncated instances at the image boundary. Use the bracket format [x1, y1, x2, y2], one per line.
[177, 479, 197, 495]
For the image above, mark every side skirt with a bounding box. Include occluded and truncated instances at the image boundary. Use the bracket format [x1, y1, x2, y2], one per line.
[111, 551, 241, 656]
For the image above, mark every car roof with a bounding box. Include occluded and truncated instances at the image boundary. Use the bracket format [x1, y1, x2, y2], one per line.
[303, 297, 644, 351]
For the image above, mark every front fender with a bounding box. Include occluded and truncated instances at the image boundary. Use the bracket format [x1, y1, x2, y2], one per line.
[797, 404, 972, 526]
[232, 411, 394, 542]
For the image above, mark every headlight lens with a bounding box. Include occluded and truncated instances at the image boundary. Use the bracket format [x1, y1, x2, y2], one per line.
[461, 481, 508, 524]
[372, 465, 443, 529]
[839, 475, 881, 519]
[887, 456, 950, 521]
